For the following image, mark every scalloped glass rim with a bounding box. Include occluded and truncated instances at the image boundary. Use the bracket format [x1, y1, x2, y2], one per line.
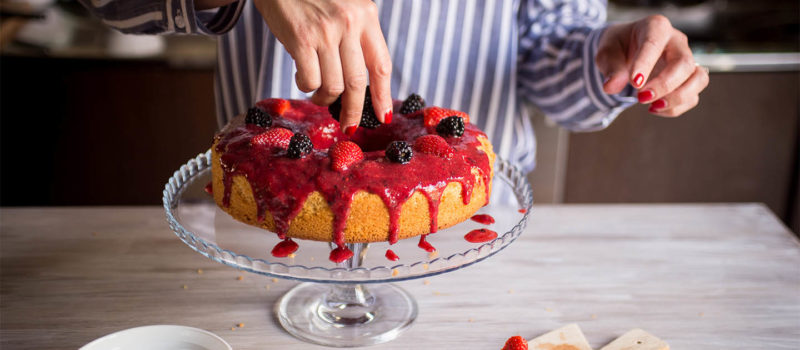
[163, 150, 533, 284]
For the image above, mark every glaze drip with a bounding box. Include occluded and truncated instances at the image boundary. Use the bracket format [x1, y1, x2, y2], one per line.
[418, 234, 436, 252]
[464, 228, 498, 243]
[271, 238, 299, 257]
[385, 249, 399, 261]
[470, 214, 495, 225]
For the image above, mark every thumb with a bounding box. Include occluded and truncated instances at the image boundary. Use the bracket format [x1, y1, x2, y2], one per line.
[595, 25, 632, 95]
[595, 46, 630, 95]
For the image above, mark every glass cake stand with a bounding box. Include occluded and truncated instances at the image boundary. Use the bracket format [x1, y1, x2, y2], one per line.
[163, 150, 533, 347]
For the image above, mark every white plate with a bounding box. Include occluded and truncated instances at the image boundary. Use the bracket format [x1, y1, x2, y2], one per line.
[80, 325, 232, 350]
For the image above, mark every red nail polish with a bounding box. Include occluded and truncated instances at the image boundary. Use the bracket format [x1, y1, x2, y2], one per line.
[345, 125, 357, 137]
[637, 90, 655, 103]
[384, 110, 392, 124]
[633, 73, 644, 87]
[651, 99, 667, 110]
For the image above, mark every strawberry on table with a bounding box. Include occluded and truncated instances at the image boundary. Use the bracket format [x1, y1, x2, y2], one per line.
[251, 128, 294, 149]
[502, 335, 528, 350]
[329, 141, 364, 171]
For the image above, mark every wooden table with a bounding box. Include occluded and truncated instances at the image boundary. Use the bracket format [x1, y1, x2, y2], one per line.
[2, 204, 799, 349]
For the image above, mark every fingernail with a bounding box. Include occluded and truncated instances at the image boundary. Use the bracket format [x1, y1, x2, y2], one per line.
[384, 110, 393, 124]
[637, 89, 655, 103]
[651, 99, 667, 110]
[345, 125, 358, 137]
[633, 73, 644, 87]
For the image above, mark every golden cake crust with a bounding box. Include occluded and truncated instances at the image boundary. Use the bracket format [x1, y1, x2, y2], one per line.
[211, 137, 495, 243]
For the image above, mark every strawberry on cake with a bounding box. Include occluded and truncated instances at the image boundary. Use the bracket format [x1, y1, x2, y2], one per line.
[210, 92, 495, 262]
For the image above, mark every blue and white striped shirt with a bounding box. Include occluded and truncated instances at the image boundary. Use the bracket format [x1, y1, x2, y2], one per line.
[80, 0, 636, 173]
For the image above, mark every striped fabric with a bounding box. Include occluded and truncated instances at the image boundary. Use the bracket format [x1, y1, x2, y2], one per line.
[79, 0, 637, 174]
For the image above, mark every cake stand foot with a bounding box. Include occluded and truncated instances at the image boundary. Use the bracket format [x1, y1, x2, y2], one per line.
[275, 243, 418, 347]
[276, 282, 417, 347]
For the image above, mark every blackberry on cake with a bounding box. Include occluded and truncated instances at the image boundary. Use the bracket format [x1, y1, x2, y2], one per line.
[245, 107, 271, 127]
[287, 133, 313, 158]
[399, 93, 425, 114]
[327, 86, 382, 129]
[423, 106, 470, 128]
[385, 141, 413, 164]
[436, 116, 465, 137]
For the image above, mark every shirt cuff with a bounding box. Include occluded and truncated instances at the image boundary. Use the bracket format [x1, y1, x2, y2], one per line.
[583, 26, 637, 112]
[167, 0, 245, 35]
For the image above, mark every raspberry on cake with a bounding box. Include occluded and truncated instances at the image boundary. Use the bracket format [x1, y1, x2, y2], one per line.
[211, 96, 495, 262]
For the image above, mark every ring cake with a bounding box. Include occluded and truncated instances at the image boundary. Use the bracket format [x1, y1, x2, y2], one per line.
[210, 94, 495, 262]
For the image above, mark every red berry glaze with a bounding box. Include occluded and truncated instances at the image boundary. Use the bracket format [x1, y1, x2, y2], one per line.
[418, 234, 436, 252]
[470, 214, 495, 225]
[414, 134, 454, 158]
[423, 107, 470, 128]
[258, 98, 291, 116]
[215, 99, 492, 255]
[385, 249, 399, 261]
[329, 141, 364, 171]
[306, 119, 344, 150]
[502, 335, 528, 350]
[271, 238, 299, 257]
[329, 244, 354, 263]
[251, 128, 294, 149]
[204, 182, 213, 195]
[464, 228, 497, 243]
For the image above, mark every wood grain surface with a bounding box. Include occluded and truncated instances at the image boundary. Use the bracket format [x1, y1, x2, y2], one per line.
[1, 204, 798, 349]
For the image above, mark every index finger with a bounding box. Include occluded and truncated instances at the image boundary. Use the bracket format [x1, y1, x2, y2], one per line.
[629, 15, 673, 88]
[339, 37, 368, 135]
[362, 20, 393, 123]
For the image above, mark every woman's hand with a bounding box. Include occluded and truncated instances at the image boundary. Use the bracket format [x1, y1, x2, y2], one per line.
[255, 0, 393, 134]
[596, 15, 709, 117]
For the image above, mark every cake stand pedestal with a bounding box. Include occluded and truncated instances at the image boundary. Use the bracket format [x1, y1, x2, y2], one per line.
[163, 151, 533, 347]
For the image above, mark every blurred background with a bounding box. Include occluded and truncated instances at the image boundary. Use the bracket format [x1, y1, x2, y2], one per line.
[1, 0, 798, 232]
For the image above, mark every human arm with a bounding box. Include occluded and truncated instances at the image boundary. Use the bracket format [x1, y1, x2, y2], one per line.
[598, 16, 709, 117]
[517, 0, 707, 131]
[77, 0, 244, 35]
[253, 0, 393, 135]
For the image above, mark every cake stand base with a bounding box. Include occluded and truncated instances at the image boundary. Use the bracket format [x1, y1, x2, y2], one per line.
[276, 282, 418, 347]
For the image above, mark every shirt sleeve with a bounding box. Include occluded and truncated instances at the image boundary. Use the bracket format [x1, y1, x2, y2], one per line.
[517, 0, 636, 132]
[77, 0, 245, 35]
